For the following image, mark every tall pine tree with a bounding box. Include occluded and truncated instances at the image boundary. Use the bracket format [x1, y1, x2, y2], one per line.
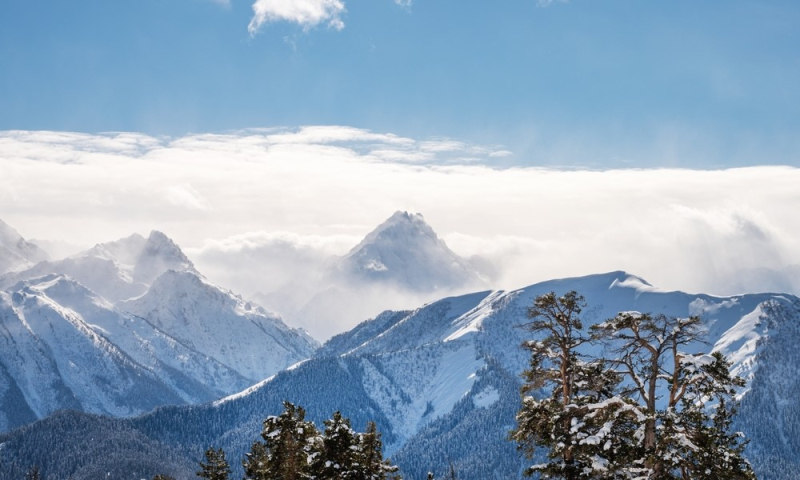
[260, 401, 320, 480]
[510, 291, 634, 479]
[357, 421, 400, 480]
[196, 447, 230, 480]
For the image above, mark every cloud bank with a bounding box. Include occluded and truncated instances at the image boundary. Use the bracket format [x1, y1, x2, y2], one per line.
[1, 126, 799, 335]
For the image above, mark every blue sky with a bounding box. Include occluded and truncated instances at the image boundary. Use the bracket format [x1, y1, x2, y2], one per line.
[1, 0, 799, 168]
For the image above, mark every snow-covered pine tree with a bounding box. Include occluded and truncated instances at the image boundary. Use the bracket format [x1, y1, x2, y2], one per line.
[590, 312, 755, 479]
[672, 352, 755, 479]
[260, 401, 320, 480]
[243, 440, 270, 480]
[510, 291, 635, 479]
[196, 447, 231, 480]
[313, 411, 360, 479]
[358, 421, 401, 480]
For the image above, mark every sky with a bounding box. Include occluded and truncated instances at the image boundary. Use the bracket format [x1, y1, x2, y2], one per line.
[1, 0, 799, 168]
[1, 1, 800, 336]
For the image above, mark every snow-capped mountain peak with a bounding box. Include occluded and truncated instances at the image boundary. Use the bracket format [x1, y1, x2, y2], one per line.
[349, 211, 438, 252]
[335, 211, 485, 292]
[132, 230, 198, 284]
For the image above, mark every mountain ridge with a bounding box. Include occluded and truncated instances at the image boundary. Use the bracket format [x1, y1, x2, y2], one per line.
[2, 271, 795, 479]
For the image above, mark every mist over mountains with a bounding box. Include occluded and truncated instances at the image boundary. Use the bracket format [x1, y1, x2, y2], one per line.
[190, 211, 491, 340]
[2, 212, 800, 479]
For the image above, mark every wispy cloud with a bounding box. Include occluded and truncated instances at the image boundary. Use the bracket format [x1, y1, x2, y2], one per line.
[249, 0, 346, 35]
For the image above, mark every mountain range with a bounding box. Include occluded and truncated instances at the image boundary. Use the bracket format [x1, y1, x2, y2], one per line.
[0, 224, 317, 433]
[1, 270, 798, 479]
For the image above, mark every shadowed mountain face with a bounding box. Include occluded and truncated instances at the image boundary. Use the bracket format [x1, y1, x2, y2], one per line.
[1, 271, 796, 480]
[0, 219, 318, 434]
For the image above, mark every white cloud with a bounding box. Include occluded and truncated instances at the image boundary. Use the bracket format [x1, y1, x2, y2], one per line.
[186, 231, 357, 297]
[249, 0, 346, 35]
[2, 127, 799, 336]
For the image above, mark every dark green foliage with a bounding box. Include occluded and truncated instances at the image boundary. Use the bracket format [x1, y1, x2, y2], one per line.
[313, 411, 359, 478]
[260, 401, 319, 480]
[243, 441, 269, 480]
[252, 404, 399, 480]
[196, 447, 230, 480]
[0, 410, 194, 480]
[358, 421, 400, 480]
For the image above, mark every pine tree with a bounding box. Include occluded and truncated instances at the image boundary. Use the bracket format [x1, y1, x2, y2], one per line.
[260, 401, 320, 480]
[243, 440, 270, 480]
[590, 311, 756, 479]
[153, 475, 176, 480]
[196, 447, 231, 480]
[512, 292, 755, 479]
[675, 353, 756, 479]
[357, 421, 400, 480]
[313, 411, 360, 479]
[510, 291, 633, 479]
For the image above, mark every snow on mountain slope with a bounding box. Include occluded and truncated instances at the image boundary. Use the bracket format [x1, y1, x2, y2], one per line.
[0, 268, 318, 433]
[0, 275, 186, 432]
[335, 211, 485, 291]
[0, 218, 49, 275]
[119, 270, 317, 384]
[35, 274, 255, 400]
[1, 271, 796, 480]
[320, 271, 780, 386]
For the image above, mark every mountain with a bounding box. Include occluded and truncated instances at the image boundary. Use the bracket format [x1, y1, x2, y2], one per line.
[0, 275, 184, 432]
[118, 270, 317, 384]
[285, 211, 489, 339]
[0, 229, 318, 434]
[334, 211, 485, 291]
[1, 272, 796, 479]
[0, 218, 49, 275]
[0, 230, 198, 303]
[0, 269, 316, 434]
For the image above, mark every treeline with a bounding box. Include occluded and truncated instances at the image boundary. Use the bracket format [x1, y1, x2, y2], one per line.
[153, 402, 400, 480]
